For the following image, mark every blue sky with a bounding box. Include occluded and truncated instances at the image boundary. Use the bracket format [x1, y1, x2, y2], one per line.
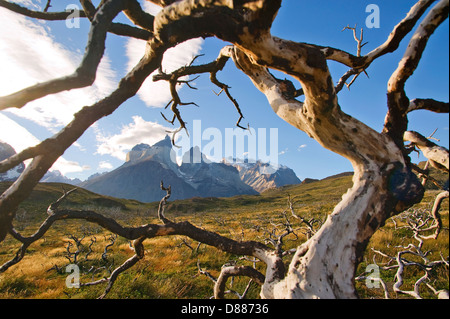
[0, 0, 448, 181]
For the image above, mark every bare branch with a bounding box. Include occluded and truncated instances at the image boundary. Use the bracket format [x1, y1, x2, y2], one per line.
[101, 234, 117, 262]
[354, 274, 390, 299]
[335, 69, 359, 94]
[80, 0, 153, 40]
[43, 0, 52, 12]
[334, 1, 442, 96]
[407, 98, 450, 114]
[84, 236, 97, 261]
[214, 266, 265, 299]
[384, 0, 449, 145]
[425, 191, 449, 239]
[371, 206, 449, 299]
[0, 0, 151, 40]
[1, 187, 282, 298]
[155, 46, 250, 136]
[47, 187, 78, 215]
[95, 236, 145, 299]
[0, 0, 127, 110]
[342, 25, 367, 57]
[210, 69, 249, 130]
[404, 131, 449, 171]
[392, 248, 448, 299]
[366, 0, 437, 63]
[0, 35, 168, 243]
[0, 0, 87, 20]
[158, 181, 171, 224]
[318, 0, 436, 69]
[123, 0, 155, 31]
[286, 195, 319, 239]
[388, 0, 449, 93]
[411, 162, 444, 189]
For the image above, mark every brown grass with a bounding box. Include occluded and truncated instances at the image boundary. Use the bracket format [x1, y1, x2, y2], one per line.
[0, 178, 447, 299]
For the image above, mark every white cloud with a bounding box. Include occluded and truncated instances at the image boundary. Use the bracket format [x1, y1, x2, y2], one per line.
[96, 116, 171, 161]
[0, 1, 201, 178]
[0, 113, 88, 175]
[126, 2, 204, 108]
[98, 161, 114, 170]
[0, 6, 117, 130]
[298, 144, 307, 151]
[126, 38, 203, 108]
[0, 5, 118, 177]
[51, 158, 90, 176]
[0, 113, 40, 153]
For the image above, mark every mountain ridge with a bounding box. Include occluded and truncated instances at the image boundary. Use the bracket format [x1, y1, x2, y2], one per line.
[80, 136, 301, 202]
[0, 138, 303, 203]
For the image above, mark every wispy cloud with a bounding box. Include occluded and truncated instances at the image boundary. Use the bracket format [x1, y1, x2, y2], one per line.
[0, 113, 40, 153]
[98, 161, 114, 171]
[0, 4, 118, 176]
[96, 116, 171, 161]
[0, 1, 202, 177]
[0, 113, 88, 175]
[52, 158, 90, 176]
[0, 5, 117, 130]
[298, 144, 307, 151]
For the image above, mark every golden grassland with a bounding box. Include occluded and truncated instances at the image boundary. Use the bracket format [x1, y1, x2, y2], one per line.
[0, 175, 448, 299]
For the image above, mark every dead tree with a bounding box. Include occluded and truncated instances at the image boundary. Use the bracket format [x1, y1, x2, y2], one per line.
[369, 201, 449, 299]
[0, 0, 449, 299]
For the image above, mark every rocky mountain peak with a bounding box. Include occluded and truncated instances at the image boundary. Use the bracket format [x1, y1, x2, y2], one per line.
[0, 141, 25, 182]
[125, 135, 177, 171]
[153, 135, 172, 148]
[181, 146, 211, 165]
[224, 159, 301, 193]
[81, 136, 301, 202]
[131, 143, 151, 152]
[0, 141, 15, 158]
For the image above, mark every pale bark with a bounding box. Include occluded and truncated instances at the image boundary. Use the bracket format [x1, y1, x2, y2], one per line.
[404, 131, 449, 171]
[214, 266, 265, 299]
[372, 206, 449, 299]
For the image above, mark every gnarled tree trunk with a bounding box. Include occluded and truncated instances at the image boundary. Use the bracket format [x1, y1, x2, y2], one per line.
[230, 45, 424, 298]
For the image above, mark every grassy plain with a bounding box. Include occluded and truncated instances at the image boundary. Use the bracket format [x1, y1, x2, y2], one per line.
[0, 172, 448, 299]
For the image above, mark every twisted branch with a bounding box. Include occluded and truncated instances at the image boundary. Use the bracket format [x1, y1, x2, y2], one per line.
[154, 46, 249, 141]
[384, 0, 449, 146]
[0, 0, 87, 20]
[1, 187, 280, 298]
[0, 0, 127, 110]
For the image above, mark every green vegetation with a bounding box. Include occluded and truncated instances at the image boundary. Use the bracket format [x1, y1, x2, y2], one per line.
[0, 171, 448, 299]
